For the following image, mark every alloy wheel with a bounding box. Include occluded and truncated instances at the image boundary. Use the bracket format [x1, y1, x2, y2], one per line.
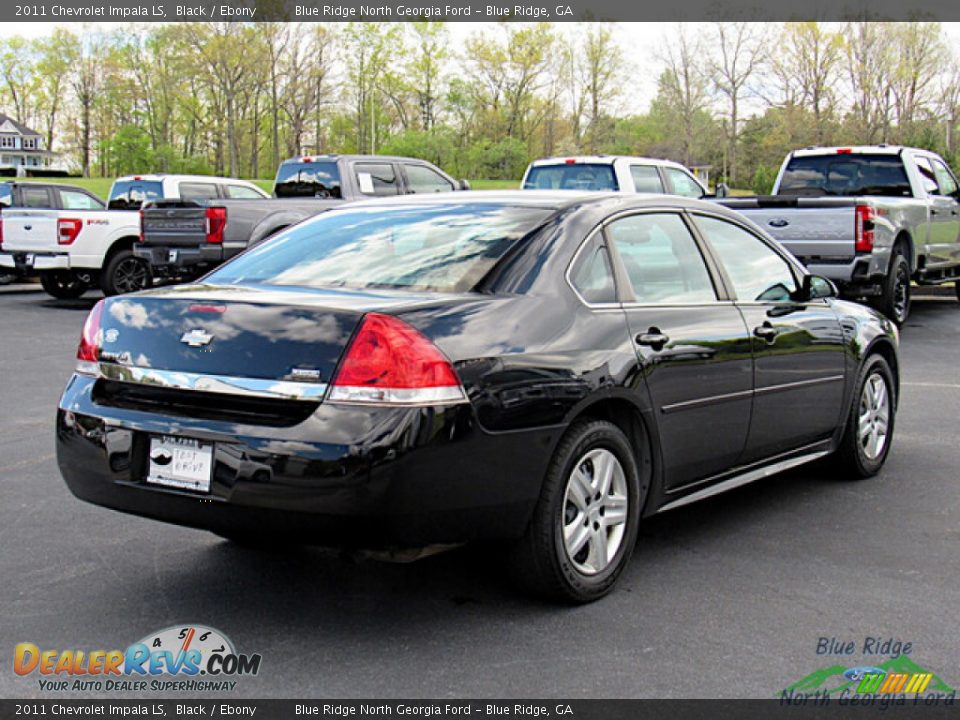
[859, 373, 890, 461]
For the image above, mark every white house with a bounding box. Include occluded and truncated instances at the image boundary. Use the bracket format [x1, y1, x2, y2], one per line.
[0, 114, 65, 176]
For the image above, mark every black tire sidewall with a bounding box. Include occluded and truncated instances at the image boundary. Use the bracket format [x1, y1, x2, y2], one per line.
[102, 249, 151, 296]
[843, 355, 896, 477]
[39, 271, 88, 299]
[881, 253, 911, 324]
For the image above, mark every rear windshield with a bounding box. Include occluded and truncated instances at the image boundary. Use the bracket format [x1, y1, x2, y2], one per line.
[779, 155, 912, 197]
[274, 161, 342, 198]
[207, 203, 553, 293]
[0, 183, 11, 207]
[108, 180, 164, 210]
[524, 163, 619, 191]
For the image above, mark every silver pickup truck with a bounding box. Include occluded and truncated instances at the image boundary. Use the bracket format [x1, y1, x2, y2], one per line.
[718, 146, 960, 323]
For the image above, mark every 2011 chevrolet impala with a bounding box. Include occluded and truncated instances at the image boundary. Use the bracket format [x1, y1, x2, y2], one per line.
[56, 192, 899, 603]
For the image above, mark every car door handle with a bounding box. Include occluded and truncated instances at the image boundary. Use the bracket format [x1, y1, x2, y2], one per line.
[753, 323, 779, 342]
[932, 209, 940, 216]
[636, 331, 669, 349]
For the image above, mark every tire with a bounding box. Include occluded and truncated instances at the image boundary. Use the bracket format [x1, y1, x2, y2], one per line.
[834, 354, 896, 478]
[101, 249, 152, 296]
[874, 250, 911, 325]
[508, 419, 644, 603]
[39, 270, 89, 299]
[954, 281, 960, 302]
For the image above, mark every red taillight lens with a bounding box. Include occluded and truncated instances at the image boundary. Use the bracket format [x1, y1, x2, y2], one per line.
[138, 209, 145, 242]
[57, 218, 83, 245]
[205, 207, 226, 244]
[76, 299, 105, 374]
[328, 313, 466, 406]
[855, 204, 876, 253]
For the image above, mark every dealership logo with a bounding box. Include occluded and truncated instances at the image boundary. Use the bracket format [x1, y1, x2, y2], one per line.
[13, 624, 261, 693]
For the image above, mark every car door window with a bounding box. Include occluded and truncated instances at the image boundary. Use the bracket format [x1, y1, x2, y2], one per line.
[21, 187, 50, 208]
[569, 236, 617, 304]
[931, 160, 958, 196]
[695, 215, 798, 302]
[226, 184, 265, 199]
[606, 213, 717, 304]
[178, 182, 219, 200]
[914, 157, 941, 195]
[629, 165, 664, 194]
[60, 190, 103, 210]
[664, 168, 703, 198]
[355, 163, 399, 196]
[404, 164, 454, 193]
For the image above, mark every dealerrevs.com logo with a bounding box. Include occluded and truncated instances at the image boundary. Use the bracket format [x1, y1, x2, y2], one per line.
[13, 624, 262, 693]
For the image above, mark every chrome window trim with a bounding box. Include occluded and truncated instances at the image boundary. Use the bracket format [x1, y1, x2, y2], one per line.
[89, 363, 329, 402]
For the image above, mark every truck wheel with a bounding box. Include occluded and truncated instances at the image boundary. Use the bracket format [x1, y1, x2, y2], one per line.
[39, 271, 88, 300]
[101, 249, 152, 296]
[875, 251, 911, 325]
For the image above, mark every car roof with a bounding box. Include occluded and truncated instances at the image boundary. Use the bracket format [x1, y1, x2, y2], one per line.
[279, 154, 444, 165]
[527, 155, 689, 169]
[112, 174, 259, 184]
[791, 146, 906, 157]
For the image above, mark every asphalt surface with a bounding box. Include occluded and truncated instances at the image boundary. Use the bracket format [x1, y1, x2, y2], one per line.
[1, 285, 959, 700]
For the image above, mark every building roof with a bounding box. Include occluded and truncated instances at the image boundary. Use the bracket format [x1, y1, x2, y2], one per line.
[0, 113, 42, 136]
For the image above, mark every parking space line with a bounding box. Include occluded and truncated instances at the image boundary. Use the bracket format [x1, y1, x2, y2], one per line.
[902, 382, 960, 390]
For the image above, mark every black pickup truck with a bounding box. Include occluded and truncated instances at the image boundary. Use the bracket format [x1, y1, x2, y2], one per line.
[137, 154, 468, 278]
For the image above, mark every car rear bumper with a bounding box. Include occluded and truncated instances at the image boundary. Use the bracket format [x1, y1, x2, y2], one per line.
[134, 244, 223, 271]
[56, 374, 552, 547]
[0, 251, 70, 271]
[799, 247, 892, 293]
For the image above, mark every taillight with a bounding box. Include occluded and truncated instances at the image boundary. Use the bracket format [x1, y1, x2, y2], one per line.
[76, 299, 105, 375]
[855, 205, 875, 253]
[138, 209, 145, 242]
[57, 218, 83, 245]
[205, 207, 226, 244]
[328, 313, 466, 406]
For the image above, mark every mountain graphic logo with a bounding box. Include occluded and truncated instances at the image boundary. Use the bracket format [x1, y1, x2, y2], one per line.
[782, 656, 956, 698]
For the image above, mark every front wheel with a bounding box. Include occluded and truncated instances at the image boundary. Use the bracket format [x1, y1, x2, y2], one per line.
[508, 419, 643, 603]
[39, 270, 89, 299]
[101, 249, 152, 296]
[874, 251, 911, 325]
[835, 354, 896, 478]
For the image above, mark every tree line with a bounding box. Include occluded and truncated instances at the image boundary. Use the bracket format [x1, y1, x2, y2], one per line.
[1, 21, 958, 189]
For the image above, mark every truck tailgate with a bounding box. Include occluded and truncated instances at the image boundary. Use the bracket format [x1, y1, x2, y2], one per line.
[717, 198, 857, 262]
[140, 202, 208, 247]
[1, 210, 61, 252]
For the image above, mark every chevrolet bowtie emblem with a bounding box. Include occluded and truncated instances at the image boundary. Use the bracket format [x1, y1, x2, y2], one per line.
[180, 329, 214, 347]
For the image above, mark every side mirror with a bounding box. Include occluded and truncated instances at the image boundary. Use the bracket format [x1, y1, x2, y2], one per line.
[458, 179, 471, 191]
[802, 274, 838, 301]
[715, 183, 730, 198]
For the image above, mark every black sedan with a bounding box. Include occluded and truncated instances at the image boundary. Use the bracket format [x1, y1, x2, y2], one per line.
[57, 192, 899, 603]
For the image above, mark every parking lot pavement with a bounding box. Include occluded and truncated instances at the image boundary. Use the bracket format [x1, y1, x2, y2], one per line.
[1, 292, 958, 699]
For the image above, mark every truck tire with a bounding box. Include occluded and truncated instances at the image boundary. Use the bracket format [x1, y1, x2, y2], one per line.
[874, 251, 911, 325]
[101, 249, 152, 296]
[39, 271, 89, 300]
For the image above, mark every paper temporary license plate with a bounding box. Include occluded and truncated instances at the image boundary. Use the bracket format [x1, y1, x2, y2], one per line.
[147, 435, 213, 493]
[23, 254, 34, 266]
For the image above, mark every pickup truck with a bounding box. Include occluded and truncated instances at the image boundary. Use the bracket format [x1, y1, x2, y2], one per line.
[137, 154, 468, 278]
[0, 174, 268, 298]
[0, 181, 104, 284]
[522, 155, 712, 197]
[717, 146, 960, 324]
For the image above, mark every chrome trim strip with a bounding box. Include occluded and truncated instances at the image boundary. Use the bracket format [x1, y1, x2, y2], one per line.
[658, 449, 831, 513]
[95, 363, 328, 402]
[754, 374, 845, 396]
[660, 375, 845, 414]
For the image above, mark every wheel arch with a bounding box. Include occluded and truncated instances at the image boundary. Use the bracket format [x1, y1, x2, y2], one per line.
[864, 337, 900, 406]
[893, 230, 914, 271]
[103, 235, 141, 265]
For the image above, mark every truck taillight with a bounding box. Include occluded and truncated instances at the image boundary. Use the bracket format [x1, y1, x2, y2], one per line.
[57, 218, 83, 245]
[205, 207, 226, 244]
[76, 299, 105, 376]
[855, 205, 875, 253]
[328, 312, 467, 406]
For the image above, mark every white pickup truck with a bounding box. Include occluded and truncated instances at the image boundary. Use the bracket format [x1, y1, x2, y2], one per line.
[0, 174, 267, 298]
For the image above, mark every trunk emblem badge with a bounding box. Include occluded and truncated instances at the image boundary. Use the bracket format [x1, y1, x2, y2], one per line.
[180, 329, 214, 347]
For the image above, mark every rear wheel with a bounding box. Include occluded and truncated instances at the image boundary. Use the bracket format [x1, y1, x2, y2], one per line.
[508, 419, 642, 603]
[835, 354, 896, 478]
[39, 270, 88, 299]
[101, 249, 151, 296]
[874, 250, 911, 324]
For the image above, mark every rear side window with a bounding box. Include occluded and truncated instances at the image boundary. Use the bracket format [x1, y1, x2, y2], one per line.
[355, 163, 399, 196]
[523, 164, 619, 191]
[226, 184, 266, 199]
[21, 186, 51, 208]
[60, 189, 103, 210]
[404, 164, 454, 194]
[665, 168, 703, 198]
[570, 236, 617, 304]
[178, 182, 219, 200]
[274, 161, 342, 198]
[779, 154, 912, 197]
[606, 213, 716, 304]
[630, 165, 664, 194]
[931, 160, 958, 196]
[0, 184, 12, 207]
[108, 180, 163, 210]
[207, 203, 553, 293]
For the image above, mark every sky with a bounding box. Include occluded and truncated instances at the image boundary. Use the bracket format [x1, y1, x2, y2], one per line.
[1, 21, 959, 115]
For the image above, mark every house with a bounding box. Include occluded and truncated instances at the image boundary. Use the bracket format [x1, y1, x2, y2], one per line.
[0, 114, 66, 177]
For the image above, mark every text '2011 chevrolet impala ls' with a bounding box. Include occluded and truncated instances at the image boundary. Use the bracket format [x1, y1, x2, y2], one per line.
[57, 192, 899, 603]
